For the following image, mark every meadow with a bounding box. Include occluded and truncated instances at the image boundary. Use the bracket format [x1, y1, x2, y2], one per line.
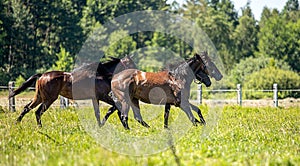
[0, 103, 299, 165]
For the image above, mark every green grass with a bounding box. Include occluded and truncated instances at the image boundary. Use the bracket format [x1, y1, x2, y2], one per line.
[0, 105, 299, 165]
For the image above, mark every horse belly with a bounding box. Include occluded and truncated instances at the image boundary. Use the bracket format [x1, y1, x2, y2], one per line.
[136, 86, 176, 105]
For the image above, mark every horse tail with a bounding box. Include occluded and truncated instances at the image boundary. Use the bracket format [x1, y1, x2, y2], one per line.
[9, 73, 42, 98]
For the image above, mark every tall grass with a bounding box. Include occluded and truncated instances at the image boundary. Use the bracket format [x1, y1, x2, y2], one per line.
[0, 105, 299, 165]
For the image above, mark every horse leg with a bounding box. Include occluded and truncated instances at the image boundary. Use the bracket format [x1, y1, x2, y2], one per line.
[120, 101, 130, 130]
[16, 97, 41, 123]
[35, 99, 55, 127]
[180, 102, 197, 126]
[164, 104, 171, 129]
[190, 103, 206, 125]
[101, 106, 117, 126]
[131, 98, 150, 128]
[92, 99, 101, 127]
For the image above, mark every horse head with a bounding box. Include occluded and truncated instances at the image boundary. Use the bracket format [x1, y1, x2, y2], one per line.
[197, 51, 223, 81]
[195, 70, 211, 87]
[120, 54, 137, 70]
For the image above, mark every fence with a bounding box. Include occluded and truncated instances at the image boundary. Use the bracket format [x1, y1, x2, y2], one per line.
[195, 83, 300, 107]
[1, 82, 70, 112]
[1, 82, 300, 112]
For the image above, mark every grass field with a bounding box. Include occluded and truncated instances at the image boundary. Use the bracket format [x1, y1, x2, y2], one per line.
[0, 104, 299, 165]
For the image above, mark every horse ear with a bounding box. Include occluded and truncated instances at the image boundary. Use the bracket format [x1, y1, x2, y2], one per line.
[199, 51, 209, 65]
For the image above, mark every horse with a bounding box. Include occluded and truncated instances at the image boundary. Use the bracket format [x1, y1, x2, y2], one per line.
[9, 55, 137, 127]
[109, 51, 222, 129]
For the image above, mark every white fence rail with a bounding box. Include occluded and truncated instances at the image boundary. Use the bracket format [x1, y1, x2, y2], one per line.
[1, 82, 300, 112]
[194, 83, 300, 107]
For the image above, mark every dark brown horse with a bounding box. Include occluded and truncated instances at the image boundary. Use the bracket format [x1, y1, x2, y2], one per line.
[109, 51, 222, 129]
[9, 55, 136, 127]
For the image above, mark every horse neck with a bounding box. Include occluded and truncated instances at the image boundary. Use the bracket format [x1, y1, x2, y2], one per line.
[173, 61, 194, 86]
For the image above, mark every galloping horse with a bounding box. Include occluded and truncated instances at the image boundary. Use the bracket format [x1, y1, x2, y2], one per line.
[9, 55, 136, 127]
[109, 51, 222, 129]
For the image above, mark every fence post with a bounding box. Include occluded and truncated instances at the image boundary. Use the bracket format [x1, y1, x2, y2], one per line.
[197, 84, 202, 105]
[60, 96, 69, 109]
[9, 81, 16, 112]
[273, 83, 278, 107]
[237, 84, 242, 106]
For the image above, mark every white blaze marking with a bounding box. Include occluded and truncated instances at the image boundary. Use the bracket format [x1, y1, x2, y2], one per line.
[141, 72, 147, 84]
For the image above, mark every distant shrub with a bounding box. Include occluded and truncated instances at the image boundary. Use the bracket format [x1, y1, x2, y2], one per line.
[230, 57, 291, 85]
[244, 67, 300, 98]
[15, 75, 25, 88]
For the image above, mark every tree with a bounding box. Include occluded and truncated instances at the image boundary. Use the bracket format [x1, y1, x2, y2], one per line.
[259, 7, 272, 28]
[283, 0, 299, 13]
[214, 0, 238, 27]
[52, 45, 74, 72]
[181, 0, 237, 72]
[105, 30, 137, 60]
[256, 13, 286, 60]
[282, 0, 300, 22]
[232, 4, 258, 61]
[257, 11, 300, 72]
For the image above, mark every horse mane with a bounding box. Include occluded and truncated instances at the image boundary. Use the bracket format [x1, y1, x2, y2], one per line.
[72, 57, 121, 76]
[102, 57, 121, 67]
[163, 58, 193, 81]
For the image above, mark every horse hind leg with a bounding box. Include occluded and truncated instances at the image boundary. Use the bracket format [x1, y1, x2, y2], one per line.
[120, 101, 130, 130]
[35, 99, 56, 127]
[164, 104, 171, 129]
[101, 105, 120, 127]
[16, 97, 41, 123]
[131, 99, 150, 128]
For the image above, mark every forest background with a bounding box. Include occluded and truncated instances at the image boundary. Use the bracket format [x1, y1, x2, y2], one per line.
[0, 0, 299, 98]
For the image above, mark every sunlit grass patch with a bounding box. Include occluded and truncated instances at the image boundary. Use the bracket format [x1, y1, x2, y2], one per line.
[0, 105, 299, 165]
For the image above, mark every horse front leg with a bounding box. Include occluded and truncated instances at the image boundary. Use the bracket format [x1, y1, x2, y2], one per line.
[164, 104, 171, 129]
[92, 99, 101, 127]
[190, 103, 206, 125]
[180, 102, 197, 126]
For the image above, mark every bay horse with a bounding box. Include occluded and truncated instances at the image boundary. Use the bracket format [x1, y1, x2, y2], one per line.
[9, 55, 136, 127]
[109, 51, 222, 129]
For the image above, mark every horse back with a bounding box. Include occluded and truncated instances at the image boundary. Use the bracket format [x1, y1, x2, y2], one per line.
[134, 70, 172, 86]
[37, 71, 72, 99]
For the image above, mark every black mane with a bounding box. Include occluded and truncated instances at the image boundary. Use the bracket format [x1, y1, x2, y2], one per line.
[164, 58, 194, 82]
[72, 57, 121, 76]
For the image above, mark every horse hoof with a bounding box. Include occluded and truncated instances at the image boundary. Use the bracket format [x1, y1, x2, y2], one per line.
[98, 123, 104, 128]
[143, 123, 150, 128]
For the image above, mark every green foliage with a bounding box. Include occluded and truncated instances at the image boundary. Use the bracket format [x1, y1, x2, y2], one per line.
[257, 11, 300, 72]
[0, 0, 300, 98]
[232, 5, 258, 61]
[244, 67, 300, 98]
[230, 56, 291, 85]
[0, 67, 10, 85]
[52, 45, 74, 71]
[0, 106, 299, 165]
[15, 75, 25, 88]
[104, 30, 137, 59]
